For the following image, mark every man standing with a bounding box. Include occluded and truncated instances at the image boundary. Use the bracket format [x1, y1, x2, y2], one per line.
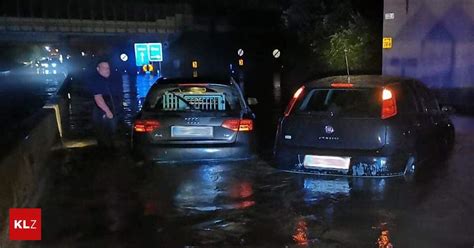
[88, 59, 119, 149]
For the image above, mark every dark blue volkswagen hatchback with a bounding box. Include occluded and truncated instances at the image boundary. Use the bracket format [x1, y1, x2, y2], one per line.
[274, 75, 455, 177]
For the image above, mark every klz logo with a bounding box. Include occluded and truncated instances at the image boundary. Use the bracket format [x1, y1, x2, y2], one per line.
[9, 208, 41, 240]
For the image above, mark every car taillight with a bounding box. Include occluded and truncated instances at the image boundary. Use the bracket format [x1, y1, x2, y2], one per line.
[381, 88, 397, 119]
[134, 120, 160, 133]
[222, 119, 254, 132]
[284, 86, 305, 117]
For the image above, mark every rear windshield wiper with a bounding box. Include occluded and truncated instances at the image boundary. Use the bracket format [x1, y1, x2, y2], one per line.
[167, 91, 199, 111]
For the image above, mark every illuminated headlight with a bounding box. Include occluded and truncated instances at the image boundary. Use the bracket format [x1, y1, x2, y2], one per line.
[51, 63, 57, 68]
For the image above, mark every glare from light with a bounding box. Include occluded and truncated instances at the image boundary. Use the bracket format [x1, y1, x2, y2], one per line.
[53, 70, 57, 74]
[41, 63, 49, 68]
[59, 55, 63, 63]
[81, 52, 85, 56]
[51, 63, 57, 68]
[293, 86, 304, 99]
[44, 46, 51, 52]
[382, 89, 393, 100]
[45, 70, 50, 74]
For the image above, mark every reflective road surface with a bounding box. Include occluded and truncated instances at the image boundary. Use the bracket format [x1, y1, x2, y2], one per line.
[26, 115, 474, 248]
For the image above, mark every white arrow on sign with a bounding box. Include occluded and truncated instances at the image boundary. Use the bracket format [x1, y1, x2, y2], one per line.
[237, 49, 244, 57]
[272, 49, 281, 59]
[140, 52, 145, 62]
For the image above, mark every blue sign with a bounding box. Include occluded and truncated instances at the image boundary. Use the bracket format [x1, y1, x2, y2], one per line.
[148, 43, 163, 62]
[134, 43, 150, 66]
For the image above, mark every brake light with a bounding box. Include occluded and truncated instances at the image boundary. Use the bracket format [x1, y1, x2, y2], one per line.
[331, 83, 354, 88]
[284, 86, 305, 117]
[381, 88, 397, 119]
[134, 120, 160, 132]
[222, 119, 254, 132]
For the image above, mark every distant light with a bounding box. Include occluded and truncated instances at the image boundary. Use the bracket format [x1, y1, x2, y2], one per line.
[45, 69, 50, 74]
[53, 70, 57, 74]
[59, 55, 63, 63]
[55, 49, 59, 53]
[44, 46, 51, 52]
[120, 53, 128, 62]
[66, 55, 71, 60]
[67, 93, 71, 99]
[81, 52, 86, 56]
[51, 63, 57, 68]
[41, 63, 49, 68]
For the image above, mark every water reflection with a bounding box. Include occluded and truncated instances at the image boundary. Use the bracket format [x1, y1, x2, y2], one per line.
[303, 177, 350, 203]
[292, 218, 309, 246]
[173, 164, 256, 212]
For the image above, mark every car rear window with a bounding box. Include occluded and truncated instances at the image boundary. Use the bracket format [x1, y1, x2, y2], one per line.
[295, 88, 381, 117]
[143, 84, 243, 112]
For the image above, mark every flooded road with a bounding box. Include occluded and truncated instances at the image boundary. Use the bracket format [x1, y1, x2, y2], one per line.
[27, 115, 474, 247]
[7, 71, 473, 247]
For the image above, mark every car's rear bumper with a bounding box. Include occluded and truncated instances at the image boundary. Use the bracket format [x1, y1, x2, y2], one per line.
[133, 142, 256, 163]
[274, 146, 414, 177]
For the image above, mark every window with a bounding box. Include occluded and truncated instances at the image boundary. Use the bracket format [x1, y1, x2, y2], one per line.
[295, 88, 381, 118]
[144, 84, 242, 112]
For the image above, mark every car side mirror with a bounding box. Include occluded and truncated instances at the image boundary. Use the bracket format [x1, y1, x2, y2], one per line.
[441, 105, 455, 114]
[247, 97, 258, 106]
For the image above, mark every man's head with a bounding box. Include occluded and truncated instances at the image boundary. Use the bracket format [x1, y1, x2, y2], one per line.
[96, 60, 110, 78]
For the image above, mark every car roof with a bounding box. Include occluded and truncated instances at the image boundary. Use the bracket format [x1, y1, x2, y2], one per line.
[154, 77, 233, 86]
[305, 75, 412, 88]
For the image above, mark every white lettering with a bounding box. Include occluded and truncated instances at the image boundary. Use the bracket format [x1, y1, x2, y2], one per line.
[14, 220, 23, 229]
[30, 220, 37, 229]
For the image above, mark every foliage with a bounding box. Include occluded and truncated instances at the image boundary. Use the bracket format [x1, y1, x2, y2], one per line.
[282, 0, 380, 73]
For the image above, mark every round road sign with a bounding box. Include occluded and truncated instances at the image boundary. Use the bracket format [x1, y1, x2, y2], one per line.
[237, 49, 244, 57]
[272, 49, 281, 59]
[120, 53, 128, 62]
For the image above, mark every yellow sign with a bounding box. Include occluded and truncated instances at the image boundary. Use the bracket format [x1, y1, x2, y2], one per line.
[383, 37, 393, 49]
[192, 61, 198, 69]
[142, 64, 154, 72]
[238, 59, 244, 66]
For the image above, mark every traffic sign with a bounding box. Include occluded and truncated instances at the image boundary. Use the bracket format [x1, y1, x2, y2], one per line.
[120, 53, 128, 62]
[272, 49, 281, 58]
[238, 59, 244, 66]
[134, 43, 149, 66]
[149, 43, 163, 62]
[237, 49, 244, 57]
[142, 64, 154, 72]
[383, 37, 393, 49]
[192, 60, 198, 69]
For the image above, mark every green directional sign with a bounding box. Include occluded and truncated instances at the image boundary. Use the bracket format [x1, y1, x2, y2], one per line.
[148, 43, 163, 62]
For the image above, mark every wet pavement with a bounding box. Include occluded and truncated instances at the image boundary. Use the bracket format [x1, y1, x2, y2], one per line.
[25, 115, 474, 247]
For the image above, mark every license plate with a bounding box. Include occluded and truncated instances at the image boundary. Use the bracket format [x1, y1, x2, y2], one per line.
[303, 155, 351, 170]
[171, 126, 213, 138]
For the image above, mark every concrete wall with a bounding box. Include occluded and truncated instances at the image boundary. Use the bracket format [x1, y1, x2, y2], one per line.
[0, 102, 64, 246]
[383, 0, 474, 89]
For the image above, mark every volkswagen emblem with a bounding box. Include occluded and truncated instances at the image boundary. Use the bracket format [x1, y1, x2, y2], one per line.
[325, 125, 335, 134]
